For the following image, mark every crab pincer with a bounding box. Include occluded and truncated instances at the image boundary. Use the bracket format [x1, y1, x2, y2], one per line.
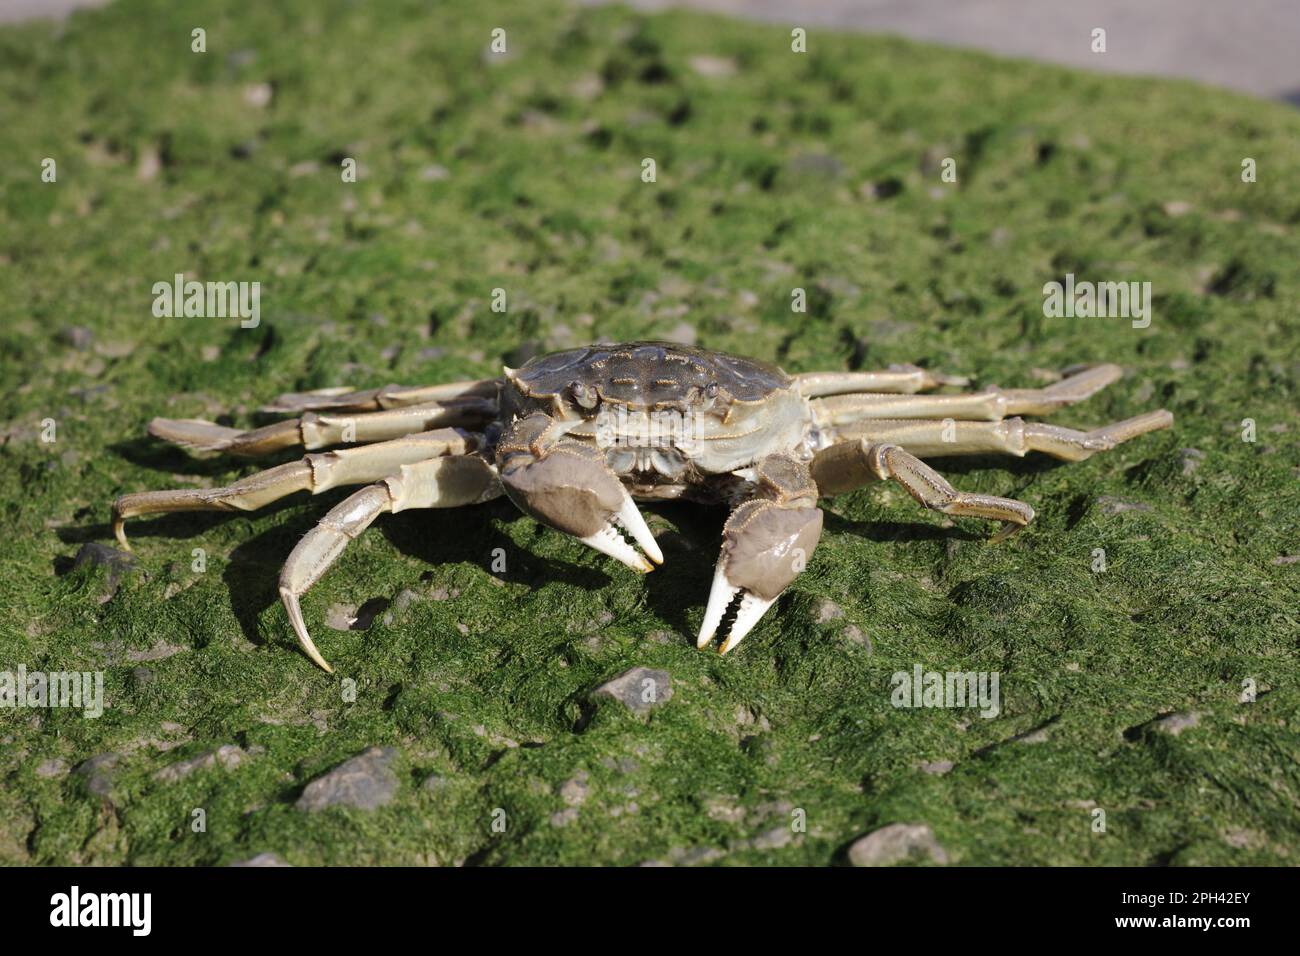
[498, 416, 662, 572]
[698, 455, 824, 654]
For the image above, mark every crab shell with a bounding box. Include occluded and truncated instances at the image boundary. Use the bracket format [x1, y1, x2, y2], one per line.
[502, 342, 811, 477]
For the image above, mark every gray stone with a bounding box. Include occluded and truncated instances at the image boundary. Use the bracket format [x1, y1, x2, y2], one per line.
[593, 667, 673, 716]
[383, 588, 422, 625]
[325, 600, 387, 630]
[1096, 496, 1154, 515]
[560, 771, 590, 806]
[59, 326, 94, 350]
[75, 752, 120, 798]
[35, 758, 68, 779]
[848, 823, 950, 867]
[71, 543, 136, 601]
[550, 808, 579, 827]
[750, 825, 794, 850]
[814, 598, 844, 623]
[668, 846, 724, 866]
[392, 588, 420, 612]
[662, 321, 697, 346]
[1151, 712, 1200, 736]
[1014, 727, 1051, 744]
[706, 798, 745, 823]
[1180, 447, 1206, 476]
[688, 54, 737, 77]
[229, 852, 291, 867]
[842, 624, 873, 652]
[296, 746, 399, 812]
[126, 639, 186, 662]
[154, 745, 248, 783]
[921, 760, 954, 775]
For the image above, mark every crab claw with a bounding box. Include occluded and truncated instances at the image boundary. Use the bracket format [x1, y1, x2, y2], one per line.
[697, 499, 823, 654]
[500, 443, 662, 573]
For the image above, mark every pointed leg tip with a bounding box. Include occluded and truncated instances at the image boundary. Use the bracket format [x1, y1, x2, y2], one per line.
[989, 521, 1025, 544]
[280, 587, 334, 673]
[112, 516, 132, 551]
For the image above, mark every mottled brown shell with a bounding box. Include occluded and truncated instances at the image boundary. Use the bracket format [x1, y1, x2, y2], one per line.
[510, 341, 792, 408]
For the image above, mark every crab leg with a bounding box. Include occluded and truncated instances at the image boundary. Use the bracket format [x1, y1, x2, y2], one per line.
[698, 455, 823, 655]
[827, 410, 1173, 461]
[796, 364, 968, 398]
[496, 412, 662, 572]
[112, 429, 479, 548]
[262, 377, 500, 414]
[810, 364, 1123, 424]
[279, 454, 500, 671]
[812, 440, 1034, 542]
[148, 398, 496, 458]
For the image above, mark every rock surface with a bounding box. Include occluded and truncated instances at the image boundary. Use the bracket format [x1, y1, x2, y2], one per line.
[848, 823, 950, 867]
[296, 747, 399, 812]
[592, 668, 673, 716]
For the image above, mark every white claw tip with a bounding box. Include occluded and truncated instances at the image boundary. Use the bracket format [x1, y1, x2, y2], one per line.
[580, 525, 654, 573]
[718, 592, 779, 655]
[616, 497, 663, 565]
[281, 587, 335, 673]
[697, 562, 740, 649]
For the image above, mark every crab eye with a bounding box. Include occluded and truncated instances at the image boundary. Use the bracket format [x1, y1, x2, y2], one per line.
[687, 382, 719, 411]
[568, 380, 598, 410]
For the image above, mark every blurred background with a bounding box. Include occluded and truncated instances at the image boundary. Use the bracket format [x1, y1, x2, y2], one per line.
[603, 0, 1300, 103]
[8, 0, 1297, 104]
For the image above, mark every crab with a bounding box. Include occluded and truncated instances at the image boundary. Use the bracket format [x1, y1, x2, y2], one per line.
[111, 342, 1172, 671]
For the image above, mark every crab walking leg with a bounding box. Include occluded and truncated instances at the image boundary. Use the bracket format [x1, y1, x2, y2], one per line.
[112, 429, 480, 548]
[279, 455, 501, 672]
[496, 412, 663, 572]
[262, 377, 500, 414]
[828, 410, 1174, 461]
[148, 398, 496, 458]
[812, 440, 1034, 542]
[699, 455, 824, 655]
[810, 364, 1124, 424]
[796, 364, 969, 398]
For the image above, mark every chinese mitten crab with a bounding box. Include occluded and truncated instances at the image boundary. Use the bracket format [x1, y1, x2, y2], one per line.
[112, 342, 1172, 671]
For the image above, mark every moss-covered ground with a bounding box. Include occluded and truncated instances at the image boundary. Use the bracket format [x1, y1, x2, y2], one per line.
[0, 0, 1296, 865]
